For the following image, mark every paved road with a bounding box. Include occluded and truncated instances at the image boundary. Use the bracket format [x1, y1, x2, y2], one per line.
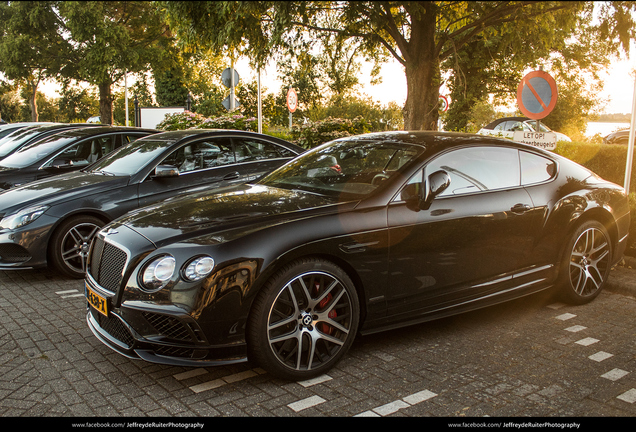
[1, 263, 635, 424]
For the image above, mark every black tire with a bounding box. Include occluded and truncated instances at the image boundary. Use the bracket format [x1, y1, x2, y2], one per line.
[247, 258, 360, 381]
[49, 215, 105, 278]
[558, 220, 612, 305]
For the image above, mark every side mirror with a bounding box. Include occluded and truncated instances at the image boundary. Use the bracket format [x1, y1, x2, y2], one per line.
[402, 170, 450, 211]
[422, 170, 451, 209]
[153, 164, 180, 178]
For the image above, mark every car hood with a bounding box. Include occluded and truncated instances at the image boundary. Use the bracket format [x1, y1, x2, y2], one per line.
[0, 170, 129, 215]
[114, 184, 349, 248]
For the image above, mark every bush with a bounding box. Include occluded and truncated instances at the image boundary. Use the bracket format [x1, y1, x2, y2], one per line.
[554, 141, 636, 192]
[554, 141, 636, 253]
[156, 111, 208, 130]
[196, 114, 260, 132]
[291, 116, 372, 149]
[156, 111, 261, 132]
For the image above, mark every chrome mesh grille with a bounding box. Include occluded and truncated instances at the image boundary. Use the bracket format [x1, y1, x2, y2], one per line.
[142, 312, 194, 342]
[90, 308, 134, 348]
[89, 236, 127, 293]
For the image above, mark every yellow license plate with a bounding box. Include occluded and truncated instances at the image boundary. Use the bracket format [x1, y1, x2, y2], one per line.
[85, 282, 109, 317]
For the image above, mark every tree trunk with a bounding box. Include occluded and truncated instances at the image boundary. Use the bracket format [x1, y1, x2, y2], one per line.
[98, 81, 114, 125]
[27, 80, 39, 122]
[402, 2, 441, 131]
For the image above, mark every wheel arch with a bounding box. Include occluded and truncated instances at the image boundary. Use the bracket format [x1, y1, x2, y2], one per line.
[568, 206, 619, 258]
[45, 210, 112, 260]
[246, 250, 369, 326]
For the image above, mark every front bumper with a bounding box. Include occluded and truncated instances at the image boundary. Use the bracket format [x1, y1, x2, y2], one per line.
[84, 274, 248, 367]
[0, 217, 54, 269]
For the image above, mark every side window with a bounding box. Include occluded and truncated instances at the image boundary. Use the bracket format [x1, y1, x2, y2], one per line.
[493, 122, 506, 132]
[233, 138, 296, 163]
[507, 121, 525, 131]
[52, 140, 95, 166]
[426, 147, 521, 196]
[160, 138, 234, 173]
[520, 151, 556, 185]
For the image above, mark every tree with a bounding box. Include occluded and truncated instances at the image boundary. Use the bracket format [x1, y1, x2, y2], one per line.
[164, 2, 593, 130]
[444, 2, 634, 134]
[0, 1, 70, 121]
[56, 1, 172, 124]
[57, 84, 99, 122]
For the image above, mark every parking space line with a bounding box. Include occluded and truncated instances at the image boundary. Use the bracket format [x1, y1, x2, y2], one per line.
[188, 368, 266, 393]
[601, 368, 630, 381]
[174, 368, 208, 381]
[555, 313, 577, 321]
[354, 389, 438, 417]
[287, 395, 326, 412]
[575, 337, 600, 346]
[565, 325, 587, 333]
[55, 289, 85, 299]
[298, 374, 333, 387]
[617, 389, 636, 404]
[589, 351, 614, 362]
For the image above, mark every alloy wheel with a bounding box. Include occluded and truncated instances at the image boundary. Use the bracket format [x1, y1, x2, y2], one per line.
[568, 226, 610, 297]
[266, 271, 354, 373]
[60, 221, 101, 274]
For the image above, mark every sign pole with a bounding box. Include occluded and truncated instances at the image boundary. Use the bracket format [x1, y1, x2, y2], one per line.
[257, 68, 262, 134]
[624, 75, 636, 193]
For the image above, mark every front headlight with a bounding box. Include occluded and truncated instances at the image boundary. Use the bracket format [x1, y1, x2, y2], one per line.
[0, 205, 49, 230]
[141, 255, 176, 291]
[182, 256, 215, 282]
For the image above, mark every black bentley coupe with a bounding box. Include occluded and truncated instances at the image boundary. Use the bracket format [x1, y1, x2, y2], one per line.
[84, 131, 630, 381]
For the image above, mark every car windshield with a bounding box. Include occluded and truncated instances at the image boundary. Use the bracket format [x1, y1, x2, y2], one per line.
[86, 137, 175, 176]
[0, 126, 56, 158]
[258, 139, 422, 199]
[0, 134, 77, 168]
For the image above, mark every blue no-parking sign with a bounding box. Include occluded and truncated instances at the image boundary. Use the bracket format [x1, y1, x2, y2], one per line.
[517, 71, 558, 120]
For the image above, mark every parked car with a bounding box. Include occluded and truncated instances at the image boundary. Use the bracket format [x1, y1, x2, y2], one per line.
[0, 122, 43, 140]
[0, 129, 303, 278]
[603, 129, 633, 145]
[83, 131, 629, 381]
[478, 116, 572, 142]
[0, 123, 106, 160]
[0, 126, 157, 190]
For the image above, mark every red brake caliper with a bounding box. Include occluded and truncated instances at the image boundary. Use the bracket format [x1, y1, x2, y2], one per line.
[316, 280, 337, 334]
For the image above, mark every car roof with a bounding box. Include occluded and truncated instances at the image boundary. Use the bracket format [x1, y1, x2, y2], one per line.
[49, 126, 157, 139]
[144, 128, 303, 151]
[483, 117, 535, 129]
[338, 130, 523, 148]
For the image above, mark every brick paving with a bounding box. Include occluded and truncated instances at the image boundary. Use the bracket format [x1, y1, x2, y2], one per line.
[1, 261, 635, 422]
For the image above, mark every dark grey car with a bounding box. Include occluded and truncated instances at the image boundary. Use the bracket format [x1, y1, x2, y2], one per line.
[0, 129, 303, 277]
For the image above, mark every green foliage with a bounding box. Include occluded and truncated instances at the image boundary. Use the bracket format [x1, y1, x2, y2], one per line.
[554, 141, 636, 192]
[155, 111, 260, 132]
[0, 85, 21, 122]
[57, 85, 99, 122]
[308, 95, 403, 131]
[155, 111, 209, 130]
[290, 117, 371, 149]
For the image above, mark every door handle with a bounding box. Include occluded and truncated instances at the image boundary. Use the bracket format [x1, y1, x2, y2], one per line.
[223, 172, 240, 181]
[510, 203, 532, 214]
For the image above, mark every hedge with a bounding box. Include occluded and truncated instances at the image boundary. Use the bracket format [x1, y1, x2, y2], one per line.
[553, 141, 636, 192]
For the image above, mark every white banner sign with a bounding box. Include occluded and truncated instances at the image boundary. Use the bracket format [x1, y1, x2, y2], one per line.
[513, 131, 557, 150]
